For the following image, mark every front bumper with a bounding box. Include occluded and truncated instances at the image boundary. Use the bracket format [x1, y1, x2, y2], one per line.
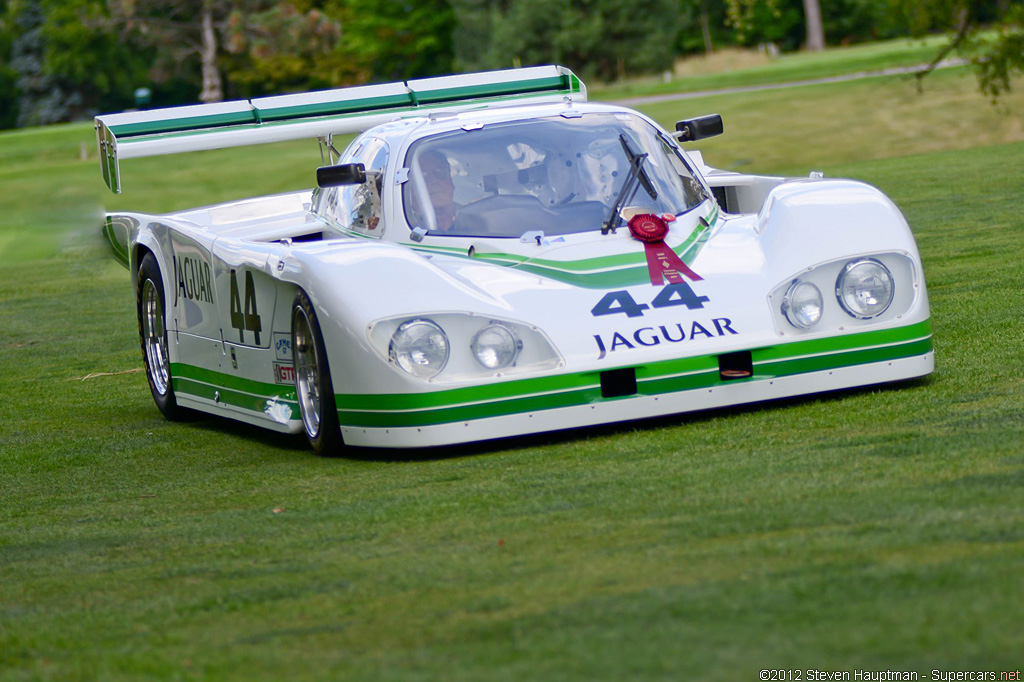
[337, 320, 933, 448]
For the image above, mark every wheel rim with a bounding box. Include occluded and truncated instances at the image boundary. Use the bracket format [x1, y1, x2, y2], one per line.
[141, 278, 170, 396]
[293, 307, 322, 439]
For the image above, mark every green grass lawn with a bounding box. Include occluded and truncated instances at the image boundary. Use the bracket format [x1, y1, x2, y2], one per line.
[592, 34, 972, 101]
[1, 67, 1023, 680]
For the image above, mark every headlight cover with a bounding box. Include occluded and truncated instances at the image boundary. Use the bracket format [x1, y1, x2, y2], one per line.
[769, 252, 920, 337]
[389, 318, 450, 379]
[471, 323, 522, 370]
[781, 280, 823, 329]
[836, 258, 894, 319]
[371, 313, 562, 383]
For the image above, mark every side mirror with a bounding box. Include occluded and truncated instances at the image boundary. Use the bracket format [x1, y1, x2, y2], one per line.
[317, 163, 366, 188]
[675, 114, 723, 142]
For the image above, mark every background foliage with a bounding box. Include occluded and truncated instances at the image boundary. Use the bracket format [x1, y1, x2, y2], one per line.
[0, 0, 1020, 128]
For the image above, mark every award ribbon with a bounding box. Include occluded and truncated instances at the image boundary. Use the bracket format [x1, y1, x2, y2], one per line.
[627, 213, 702, 286]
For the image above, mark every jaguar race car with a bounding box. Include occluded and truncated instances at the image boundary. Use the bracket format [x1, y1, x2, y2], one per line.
[96, 65, 933, 453]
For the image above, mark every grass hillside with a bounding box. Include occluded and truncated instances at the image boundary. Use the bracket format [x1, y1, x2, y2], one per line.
[592, 34, 990, 100]
[1, 67, 1022, 680]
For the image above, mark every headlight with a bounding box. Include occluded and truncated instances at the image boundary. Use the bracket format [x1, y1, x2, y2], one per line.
[836, 258, 894, 319]
[371, 313, 562, 383]
[781, 280, 823, 329]
[471, 323, 522, 370]
[389, 318, 449, 379]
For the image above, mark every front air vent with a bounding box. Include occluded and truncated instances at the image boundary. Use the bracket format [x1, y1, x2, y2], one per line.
[711, 186, 729, 212]
[601, 368, 637, 398]
[718, 351, 753, 380]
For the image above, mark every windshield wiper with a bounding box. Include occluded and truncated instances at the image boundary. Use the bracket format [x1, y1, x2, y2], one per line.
[621, 133, 658, 201]
[602, 134, 658, 235]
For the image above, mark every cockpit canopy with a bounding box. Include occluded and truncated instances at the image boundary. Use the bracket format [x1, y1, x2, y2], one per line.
[402, 112, 709, 238]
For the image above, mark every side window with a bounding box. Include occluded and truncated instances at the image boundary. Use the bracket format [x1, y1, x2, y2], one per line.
[331, 137, 389, 237]
[659, 135, 708, 209]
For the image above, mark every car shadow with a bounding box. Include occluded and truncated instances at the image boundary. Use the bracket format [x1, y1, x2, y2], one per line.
[177, 375, 932, 463]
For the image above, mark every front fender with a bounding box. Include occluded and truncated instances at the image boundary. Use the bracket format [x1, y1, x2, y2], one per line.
[756, 179, 922, 275]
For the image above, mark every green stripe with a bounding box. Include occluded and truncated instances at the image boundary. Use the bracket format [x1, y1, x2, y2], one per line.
[335, 320, 932, 428]
[754, 317, 932, 361]
[104, 218, 130, 269]
[258, 93, 414, 122]
[755, 337, 933, 376]
[405, 205, 717, 289]
[171, 363, 298, 419]
[414, 75, 572, 105]
[108, 111, 259, 138]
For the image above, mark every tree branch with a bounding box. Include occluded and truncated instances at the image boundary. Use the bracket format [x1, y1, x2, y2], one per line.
[915, 8, 972, 93]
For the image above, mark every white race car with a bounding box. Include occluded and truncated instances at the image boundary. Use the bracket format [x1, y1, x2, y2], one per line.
[96, 65, 933, 453]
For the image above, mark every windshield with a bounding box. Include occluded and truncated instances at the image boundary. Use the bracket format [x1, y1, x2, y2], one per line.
[402, 113, 707, 238]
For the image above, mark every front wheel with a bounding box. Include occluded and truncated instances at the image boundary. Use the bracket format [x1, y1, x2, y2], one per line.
[292, 290, 343, 455]
[137, 252, 190, 420]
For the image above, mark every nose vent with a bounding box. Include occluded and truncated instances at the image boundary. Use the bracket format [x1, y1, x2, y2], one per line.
[719, 351, 753, 380]
[600, 368, 637, 398]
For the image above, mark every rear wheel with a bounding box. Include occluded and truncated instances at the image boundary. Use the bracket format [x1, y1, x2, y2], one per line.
[292, 290, 343, 455]
[137, 252, 189, 420]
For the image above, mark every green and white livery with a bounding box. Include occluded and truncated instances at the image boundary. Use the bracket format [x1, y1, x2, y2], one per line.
[97, 65, 932, 453]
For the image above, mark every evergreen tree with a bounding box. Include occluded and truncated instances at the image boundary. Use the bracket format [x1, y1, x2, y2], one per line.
[9, 0, 79, 127]
[0, 0, 18, 128]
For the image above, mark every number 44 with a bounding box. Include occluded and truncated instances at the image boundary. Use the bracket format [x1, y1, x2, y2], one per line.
[229, 269, 262, 344]
[591, 282, 710, 318]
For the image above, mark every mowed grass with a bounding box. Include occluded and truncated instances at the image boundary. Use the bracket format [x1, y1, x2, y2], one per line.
[2, 69, 1023, 680]
[592, 34, 965, 100]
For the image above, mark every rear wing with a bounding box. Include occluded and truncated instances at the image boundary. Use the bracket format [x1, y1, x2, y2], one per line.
[95, 65, 585, 193]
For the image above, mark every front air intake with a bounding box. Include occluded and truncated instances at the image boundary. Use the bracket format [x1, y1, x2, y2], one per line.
[718, 351, 753, 380]
[600, 368, 637, 398]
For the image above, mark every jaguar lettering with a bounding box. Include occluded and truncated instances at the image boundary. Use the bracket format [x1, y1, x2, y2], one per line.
[174, 255, 214, 305]
[594, 318, 738, 359]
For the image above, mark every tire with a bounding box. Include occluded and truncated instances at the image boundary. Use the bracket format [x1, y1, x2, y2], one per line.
[292, 290, 343, 455]
[137, 252, 190, 420]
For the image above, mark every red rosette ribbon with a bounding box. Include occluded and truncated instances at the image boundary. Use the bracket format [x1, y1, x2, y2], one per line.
[628, 213, 669, 243]
[627, 213, 702, 286]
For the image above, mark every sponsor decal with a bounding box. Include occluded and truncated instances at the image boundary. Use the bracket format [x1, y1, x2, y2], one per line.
[590, 280, 735, 360]
[273, 362, 296, 385]
[174, 255, 215, 305]
[591, 282, 709, 318]
[593, 318, 738, 359]
[229, 269, 262, 345]
[273, 332, 293, 361]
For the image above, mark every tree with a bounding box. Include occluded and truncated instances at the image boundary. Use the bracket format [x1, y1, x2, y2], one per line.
[900, 0, 1023, 99]
[222, 3, 346, 95]
[802, 0, 825, 51]
[105, 0, 341, 102]
[0, 0, 19, 128]
[724, 0, 804, 51]
[9, 0, 80, 127]
[453, 0, 682, 82]
[43, 0, 152, 114]
[676, 0, 731, 56]
[328, 0, 456, 83]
